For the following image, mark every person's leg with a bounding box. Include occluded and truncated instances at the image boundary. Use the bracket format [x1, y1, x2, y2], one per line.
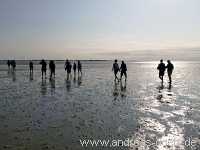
[114, 72, 119, 81]
[168, 72, 172, 83]
[50, 71, 52, 79]
[115, 73, 118, 81]
[159, 72, 161, 80]
[159, 72, 164, 82]
[161, 75, 163, 82]
[120, 72, 123, 80]
[80, 69, 82, 75]
[124, 72, 127, 80]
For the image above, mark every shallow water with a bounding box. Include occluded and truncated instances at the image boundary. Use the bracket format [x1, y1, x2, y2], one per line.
[0, 61, 200, 150]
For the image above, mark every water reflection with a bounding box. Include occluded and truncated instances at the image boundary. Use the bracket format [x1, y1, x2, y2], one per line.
[113, 80, 127, 100]
[50, 78, 55, 94]
[78, 75, 82, 86]
[120, 80, 127, 97]
[157, 82, 164, 101]
[29, 72, 33, 81]
[41, 79, 47, 95]
[12, 71, 16, 82]
[113, 81, 119, 100]
[7, 69, 11, 76]
[65, 79, 71, 92]
[73, 75, 76, 84]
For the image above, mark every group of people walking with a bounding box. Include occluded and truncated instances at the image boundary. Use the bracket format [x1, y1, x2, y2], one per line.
[111, 59, 174, 84]
[157, 59, 174, 84]
[29, 59, 82, 80]
[64, 60, 82, 80]
[112, 59, 127, 82]
[7, 60, 16, 72]
[7, 59, 174, 84]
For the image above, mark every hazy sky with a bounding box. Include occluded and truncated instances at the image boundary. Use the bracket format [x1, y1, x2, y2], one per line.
[0, 0, 200, 60]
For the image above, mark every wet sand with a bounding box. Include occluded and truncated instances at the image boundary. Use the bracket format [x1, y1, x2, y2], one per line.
[0, 61, 200, 150]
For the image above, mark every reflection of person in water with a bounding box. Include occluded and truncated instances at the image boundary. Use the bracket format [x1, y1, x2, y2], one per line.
[120, 61, 127, 81]
[29, 61, 33, 74]
[112, 59, 120, 81]
[49, 60, 56, 80]
[41, 78, 47, 95]
[113, 81, 119, 99]
[12, 71, 16, 81]
[65, 59, 72, 80]
[50, 78, 55, 94]
[113, 80, 127, 99]
[78, 75, 82, 86]
[65, 79, 71, 91]
[29, 73, 33, 81]
[7, 60, 11, 69]
[40, 59, 47, 78]
[157, 59, 165, 82]
[157, 82, 164, 101]
[120, 80, 127, 97]
[11, 60, 16, 72]
[166, 60, 174, 84]
[78, 60, 82, 76]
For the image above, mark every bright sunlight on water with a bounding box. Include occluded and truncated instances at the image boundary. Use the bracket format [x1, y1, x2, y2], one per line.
[0, 61, 200, 150]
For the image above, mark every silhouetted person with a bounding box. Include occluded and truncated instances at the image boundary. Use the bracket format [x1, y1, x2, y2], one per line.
[11, 60, 16, 72]
[157, 59, 165, 82]
[166, 60, 174, 84]
[78, 60, 82, 76]
[65, 59, 72, 80]
[40, 59, 47, 78]
[73, 62, 77, 76]
[7, 60, 11, 69]
[49, 60, 56, 79]
[29, 61, 33, 74]
[112, 59, 120, 81]
[120, 61, 127, 81]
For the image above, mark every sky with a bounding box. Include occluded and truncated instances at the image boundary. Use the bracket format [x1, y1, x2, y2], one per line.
[0, 0, 200, 60]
